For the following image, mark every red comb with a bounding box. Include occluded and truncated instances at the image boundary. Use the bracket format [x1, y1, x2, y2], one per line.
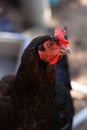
[54, 28, 69, 46]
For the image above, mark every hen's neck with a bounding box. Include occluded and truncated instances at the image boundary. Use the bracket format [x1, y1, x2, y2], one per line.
[12, 50, 55, 99]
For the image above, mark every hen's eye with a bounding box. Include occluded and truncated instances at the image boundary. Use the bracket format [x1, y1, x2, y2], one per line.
[48, 41, 53, 48]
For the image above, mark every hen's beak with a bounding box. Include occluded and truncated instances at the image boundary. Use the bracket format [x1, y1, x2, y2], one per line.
[59, 48, 71, 55]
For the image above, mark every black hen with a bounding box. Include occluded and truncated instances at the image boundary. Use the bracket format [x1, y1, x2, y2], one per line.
[0, 28, 74, 130]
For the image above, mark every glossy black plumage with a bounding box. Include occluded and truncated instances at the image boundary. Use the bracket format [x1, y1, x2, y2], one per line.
[55, 56, 74, 130]
[0, 35, 74, 130]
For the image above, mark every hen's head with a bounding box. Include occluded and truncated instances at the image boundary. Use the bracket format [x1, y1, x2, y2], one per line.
[38, 28, 71, 64]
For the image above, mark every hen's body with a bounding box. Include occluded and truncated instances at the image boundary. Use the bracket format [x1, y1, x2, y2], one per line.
[0, 29, 74, 130]
[55, 56, 74, 130]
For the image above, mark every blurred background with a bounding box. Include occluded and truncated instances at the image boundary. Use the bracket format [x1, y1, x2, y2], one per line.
[0, 0, 87, 129]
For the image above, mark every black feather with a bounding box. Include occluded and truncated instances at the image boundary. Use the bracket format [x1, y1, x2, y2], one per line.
[0, 35, 74, 130]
